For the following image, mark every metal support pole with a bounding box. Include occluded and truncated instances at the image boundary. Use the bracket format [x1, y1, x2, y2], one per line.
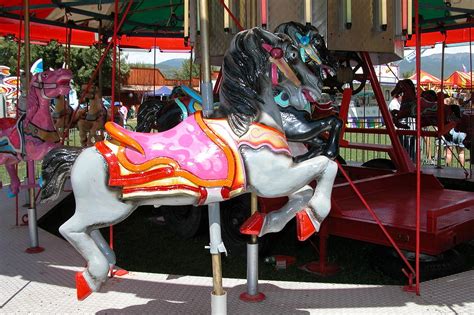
[240, 193, 265, 302]
[414, 0, 421, 295]
[26, 160, 43, 253]
[200, 0, 227, 313]
[437, 41, 446, 168]
[23, 0, 43, 254]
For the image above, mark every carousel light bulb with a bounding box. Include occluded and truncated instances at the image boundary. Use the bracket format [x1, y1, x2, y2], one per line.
[305, 0, 312, 25]
[197, 0, 200, 34]
[381, 0, 387, 30]
[261, 0, 268, 28]
[184, 0, 189, 38]
[224, 0, 230, 32]
[344, 0, 352, 29]
[402, 0, 408, 32]
[407, 0, 413, 35]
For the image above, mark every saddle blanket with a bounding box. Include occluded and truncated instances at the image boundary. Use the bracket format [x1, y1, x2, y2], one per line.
[96, 112, 290, 203]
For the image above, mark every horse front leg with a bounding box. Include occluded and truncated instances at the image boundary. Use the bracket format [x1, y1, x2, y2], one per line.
[250, 185, 314, 236]
[243, 148, 338, 237]
[5, 163, 20, 195]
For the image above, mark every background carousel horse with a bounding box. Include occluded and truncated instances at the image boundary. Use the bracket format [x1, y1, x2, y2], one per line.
[40, 27, 338, 300]
[390, 79, 461, 129]
[0, 68, 72, 195]
[76, 84, 108, 147]
[136, 85, 203, 132]
[52, 95, 85, 138]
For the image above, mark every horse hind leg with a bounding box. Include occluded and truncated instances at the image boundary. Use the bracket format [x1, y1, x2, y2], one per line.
[90, 230, 116, 271]
[307, 159, 338, 231]
[59, 147, 136, 299]
[258, 185, 313, 236]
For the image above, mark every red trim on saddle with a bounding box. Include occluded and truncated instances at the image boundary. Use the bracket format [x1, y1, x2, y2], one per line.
[198, 186, 207, 205]
[95, 141, 174, 186]
[221, 187, 231, 199]
[123, 184, 201, 195]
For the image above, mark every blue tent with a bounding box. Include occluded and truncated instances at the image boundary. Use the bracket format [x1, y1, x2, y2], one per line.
[145, 86, 172, 96]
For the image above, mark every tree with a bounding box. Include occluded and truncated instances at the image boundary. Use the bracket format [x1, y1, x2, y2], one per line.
[171, 58, 200, 80]
[0, 38, 129, 93]
[401, 70, 415, 79]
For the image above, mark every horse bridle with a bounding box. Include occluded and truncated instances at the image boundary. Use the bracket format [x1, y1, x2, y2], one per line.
[31, 73, 60, 100]
[262, 43, 301, 87]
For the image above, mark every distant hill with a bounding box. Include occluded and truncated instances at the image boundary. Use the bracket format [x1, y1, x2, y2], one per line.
[156, 58, 186, 77]
[399, 52, 473, 78]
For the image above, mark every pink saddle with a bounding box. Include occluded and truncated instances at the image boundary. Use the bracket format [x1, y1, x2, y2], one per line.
[105, 113, 230, 181]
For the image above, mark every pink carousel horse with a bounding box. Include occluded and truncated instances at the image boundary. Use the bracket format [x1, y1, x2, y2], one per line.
[0, 69, 72, 195]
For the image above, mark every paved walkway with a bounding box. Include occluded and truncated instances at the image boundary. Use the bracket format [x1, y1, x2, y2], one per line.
[0, 185, 473, 314]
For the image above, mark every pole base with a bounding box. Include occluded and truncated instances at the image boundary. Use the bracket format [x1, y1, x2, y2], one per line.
[299, 261, 339, 276]
[239, 292, 266, 303]
[211, 291, 227, 315]
[25, 246, 44, 254]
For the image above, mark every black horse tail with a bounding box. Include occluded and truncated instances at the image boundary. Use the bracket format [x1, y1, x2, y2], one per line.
[136, 100, 164, 132]
[40, 147, 82, 203]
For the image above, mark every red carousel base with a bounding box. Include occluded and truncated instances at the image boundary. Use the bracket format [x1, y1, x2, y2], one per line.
[25, 246, 44, 254]
[239, 292, 266, 302]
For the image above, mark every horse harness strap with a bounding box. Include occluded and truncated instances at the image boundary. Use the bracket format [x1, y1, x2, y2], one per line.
[31, 74, 58, 100]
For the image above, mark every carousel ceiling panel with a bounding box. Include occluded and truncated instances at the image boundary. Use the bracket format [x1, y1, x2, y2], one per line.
[0, 0, 185, 37]
[0, 0, 189, 50]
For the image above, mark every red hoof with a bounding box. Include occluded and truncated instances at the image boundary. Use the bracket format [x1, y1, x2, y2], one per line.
[296, 209, 316, 241]
[76, 271, 92, 301]
[240, 212, 265, 235]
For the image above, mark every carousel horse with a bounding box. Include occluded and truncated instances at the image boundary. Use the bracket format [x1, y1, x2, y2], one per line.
[274, 21, 342, 161]
[136, 85, 203, 132]
[76, 85, 108, 147]
[40, 27, 338, 300]
[0, 68, 72, 195]
[52, 95, 84, 138]
[390, 79, 461, 129]
[453, 108, 474, 148]
[137, 24, 342, 161]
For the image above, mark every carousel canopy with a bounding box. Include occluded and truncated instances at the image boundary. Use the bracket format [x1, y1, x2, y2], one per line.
[405, 0, 473, 47]
[408, 70, 441, 85]
[0, 0, 189, 51]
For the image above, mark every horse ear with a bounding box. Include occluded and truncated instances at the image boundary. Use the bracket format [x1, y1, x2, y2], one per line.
[253, 27, 278, 46]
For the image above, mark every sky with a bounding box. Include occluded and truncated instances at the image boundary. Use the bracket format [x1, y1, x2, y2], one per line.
[124, 48, 190, 65]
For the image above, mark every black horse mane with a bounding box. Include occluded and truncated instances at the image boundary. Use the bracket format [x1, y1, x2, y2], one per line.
[218, 28, 271, 137]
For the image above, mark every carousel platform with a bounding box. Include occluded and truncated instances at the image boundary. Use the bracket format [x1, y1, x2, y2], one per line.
[1, 185, 473, 314]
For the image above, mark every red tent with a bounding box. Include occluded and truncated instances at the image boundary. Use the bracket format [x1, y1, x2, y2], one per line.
[443, 71, 473, 88]
[408, 70, 441, 86]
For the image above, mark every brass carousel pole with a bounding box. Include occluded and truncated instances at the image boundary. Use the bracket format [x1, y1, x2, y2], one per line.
[24, 0, 43, 253]
[199, 0, 227, 313]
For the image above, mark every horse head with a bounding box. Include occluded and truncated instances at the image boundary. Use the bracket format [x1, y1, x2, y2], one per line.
[274, 22, 337, 81]
[219, 27, 322, 137]
[31, 68, 72, 100]
[391, 79, 416, 103]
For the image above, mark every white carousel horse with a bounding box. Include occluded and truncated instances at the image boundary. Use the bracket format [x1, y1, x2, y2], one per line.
[40, 28, 338, 300]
